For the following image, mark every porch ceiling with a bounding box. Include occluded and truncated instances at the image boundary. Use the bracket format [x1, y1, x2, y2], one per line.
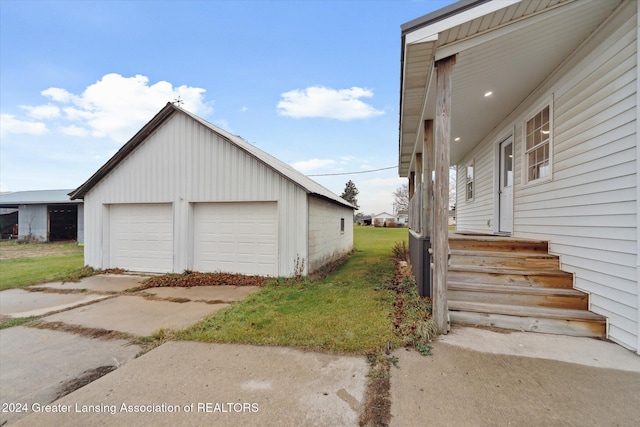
[399, 0, 623, 176]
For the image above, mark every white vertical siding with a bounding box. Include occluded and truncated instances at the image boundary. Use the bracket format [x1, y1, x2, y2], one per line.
[456, 144, 495, 232]
[456, 1, 639, 351]
[307, 196, 354, 273]
[18, 204, 47, 241]
[83, 113, 309, 277]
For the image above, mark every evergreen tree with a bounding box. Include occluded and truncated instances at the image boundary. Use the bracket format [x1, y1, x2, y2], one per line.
[340, 180, 360, 210]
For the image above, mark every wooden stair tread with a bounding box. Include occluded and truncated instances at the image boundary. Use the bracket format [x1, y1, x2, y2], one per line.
[449, 265, 569, 275]
[448, 281, 585, 296]
[448, 301, 606, 321]
[449, 249, 557, 259]
[450, 233, 547, 244]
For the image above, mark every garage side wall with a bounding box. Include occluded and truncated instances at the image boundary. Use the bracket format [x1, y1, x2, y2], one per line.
[307, 196, 353, 273]
[82, 113, 309, 276]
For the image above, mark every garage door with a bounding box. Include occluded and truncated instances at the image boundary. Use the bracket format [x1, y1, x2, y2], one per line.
[109, 204, 173, 273]
[194, 202, 278, 276]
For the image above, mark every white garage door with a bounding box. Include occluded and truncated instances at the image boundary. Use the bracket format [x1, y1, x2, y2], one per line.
[109, 203, 173, 273]
[194, 202, 278, 276]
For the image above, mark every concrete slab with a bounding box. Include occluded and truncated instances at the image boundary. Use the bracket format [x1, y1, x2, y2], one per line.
[142, 286, 261, 302]
[43, 296, 229, 336]
[439, 326, 640, 372]
[390, 327, 640, 427]
[0, 326, 141, 426]
[0, 289, 109, 318]
[12, 341, 369, 427]
[34, 274, 146, 293]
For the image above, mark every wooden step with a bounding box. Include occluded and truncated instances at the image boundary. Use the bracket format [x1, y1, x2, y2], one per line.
[448, 266, 574, 288]
[449, 301, 606, 338]
[449, 235, 548, 254]
[448, 282, 588, 310]
[450, 249, 560, 270]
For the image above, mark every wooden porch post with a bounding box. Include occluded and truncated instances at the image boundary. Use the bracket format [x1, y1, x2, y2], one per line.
[423, 120, 433, 239]
[433, 55, 455, 334]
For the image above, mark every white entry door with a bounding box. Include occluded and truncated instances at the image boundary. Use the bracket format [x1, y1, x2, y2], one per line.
[499, 137, 514, 234]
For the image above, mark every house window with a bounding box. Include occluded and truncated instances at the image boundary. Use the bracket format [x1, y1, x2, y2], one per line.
[525, 105, 551, 183]
[340, 218, 345, 233]
[466, 161, 474, 201]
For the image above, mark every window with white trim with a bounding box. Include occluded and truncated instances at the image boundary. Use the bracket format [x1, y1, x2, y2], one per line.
[525, 105, 551, 183]
[466, 161, 474, 201]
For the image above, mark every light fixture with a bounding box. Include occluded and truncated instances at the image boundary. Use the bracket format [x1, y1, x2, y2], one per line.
[454, 137, 461, 142]
[484, 91, 493, 97]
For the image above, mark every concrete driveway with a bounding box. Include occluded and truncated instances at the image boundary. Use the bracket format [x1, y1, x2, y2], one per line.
[0, 274, 262, 425]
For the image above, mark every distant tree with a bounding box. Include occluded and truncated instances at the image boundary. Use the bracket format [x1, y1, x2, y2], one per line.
[393, 183, 409, 212]
[341, 180, 360, 210]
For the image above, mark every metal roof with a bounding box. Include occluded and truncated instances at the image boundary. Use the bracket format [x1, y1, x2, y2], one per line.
[0, 189, 81, 206]
[69, 103, 354, 209]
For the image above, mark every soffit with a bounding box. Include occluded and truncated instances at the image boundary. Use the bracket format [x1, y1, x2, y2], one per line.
[399, 0, 623, 175]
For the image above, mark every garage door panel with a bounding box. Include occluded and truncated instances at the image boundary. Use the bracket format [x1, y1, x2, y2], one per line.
[109, 204, 173, 273]
[194, 202, 278, 276]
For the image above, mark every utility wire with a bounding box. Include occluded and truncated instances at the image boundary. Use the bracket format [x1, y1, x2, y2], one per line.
[307, 165, 397, 177]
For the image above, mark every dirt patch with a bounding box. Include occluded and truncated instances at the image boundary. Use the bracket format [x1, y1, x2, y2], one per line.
[55, 365, 117, 400]
[31, 321, 136, 342]
[359, 354, 391, 427]
[0, 241, 82, 260]
[133, 271, 268, 290]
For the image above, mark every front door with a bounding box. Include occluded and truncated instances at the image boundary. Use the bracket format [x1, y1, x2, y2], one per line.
[499, 137, 513, 234]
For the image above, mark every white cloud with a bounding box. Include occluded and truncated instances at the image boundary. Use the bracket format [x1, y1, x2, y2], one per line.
[41, 87, 73, 103]
[60, 125, 90, 137]
[277, 86, 385, 120]
[21, 104, 61, 120]
[31, 73, 213, 142]
[0, 114, 48, 137]
[291, 158, 337, 173]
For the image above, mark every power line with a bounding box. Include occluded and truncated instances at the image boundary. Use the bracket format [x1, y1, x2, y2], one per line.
[307, 165, 397, 177]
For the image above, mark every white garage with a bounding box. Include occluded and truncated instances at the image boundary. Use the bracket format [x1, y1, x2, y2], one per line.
[70, 103, 354, 277]
[109, 204, 173, 273]
[193, 202, 277, 276]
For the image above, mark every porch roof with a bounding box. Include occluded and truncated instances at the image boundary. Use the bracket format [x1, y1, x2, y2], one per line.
[399, 0, 622, 176]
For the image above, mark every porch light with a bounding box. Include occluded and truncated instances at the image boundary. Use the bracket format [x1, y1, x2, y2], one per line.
[484, 91, 493, 97]
[454, 137, 461, 141]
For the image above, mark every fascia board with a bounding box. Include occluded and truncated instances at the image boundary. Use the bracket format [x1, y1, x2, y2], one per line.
[405, 0, 521, 44]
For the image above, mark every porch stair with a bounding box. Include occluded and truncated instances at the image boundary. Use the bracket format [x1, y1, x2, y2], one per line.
[447, 234, 606, 338]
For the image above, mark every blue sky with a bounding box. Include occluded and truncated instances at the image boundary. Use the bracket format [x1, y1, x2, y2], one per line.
[0, 0, 453, 215]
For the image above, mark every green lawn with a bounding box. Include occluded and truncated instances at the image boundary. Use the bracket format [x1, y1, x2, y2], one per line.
[0, 242, 85, 290]
[177, 226, 409, 354]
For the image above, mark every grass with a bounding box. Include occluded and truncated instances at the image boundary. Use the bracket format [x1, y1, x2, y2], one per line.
[176, 226, 409, 354]
[0, 242, 87, 290]
[0, 316, 36, 330]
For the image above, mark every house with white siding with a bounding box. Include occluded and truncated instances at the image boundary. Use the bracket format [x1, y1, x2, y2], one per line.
[399, 0, 639, 354]
[70, 103, 354, 277]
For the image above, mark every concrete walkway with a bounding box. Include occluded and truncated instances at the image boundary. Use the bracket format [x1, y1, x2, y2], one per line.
[390, 326, 640, 427]
[0, 275, 263, 426]
[3, 275, 640, 426]
[10, 342, 369, 427]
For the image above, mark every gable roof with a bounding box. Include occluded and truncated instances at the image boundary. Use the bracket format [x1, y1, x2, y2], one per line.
[0, 189, 81, 206]
[69, 103, 353, 209]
